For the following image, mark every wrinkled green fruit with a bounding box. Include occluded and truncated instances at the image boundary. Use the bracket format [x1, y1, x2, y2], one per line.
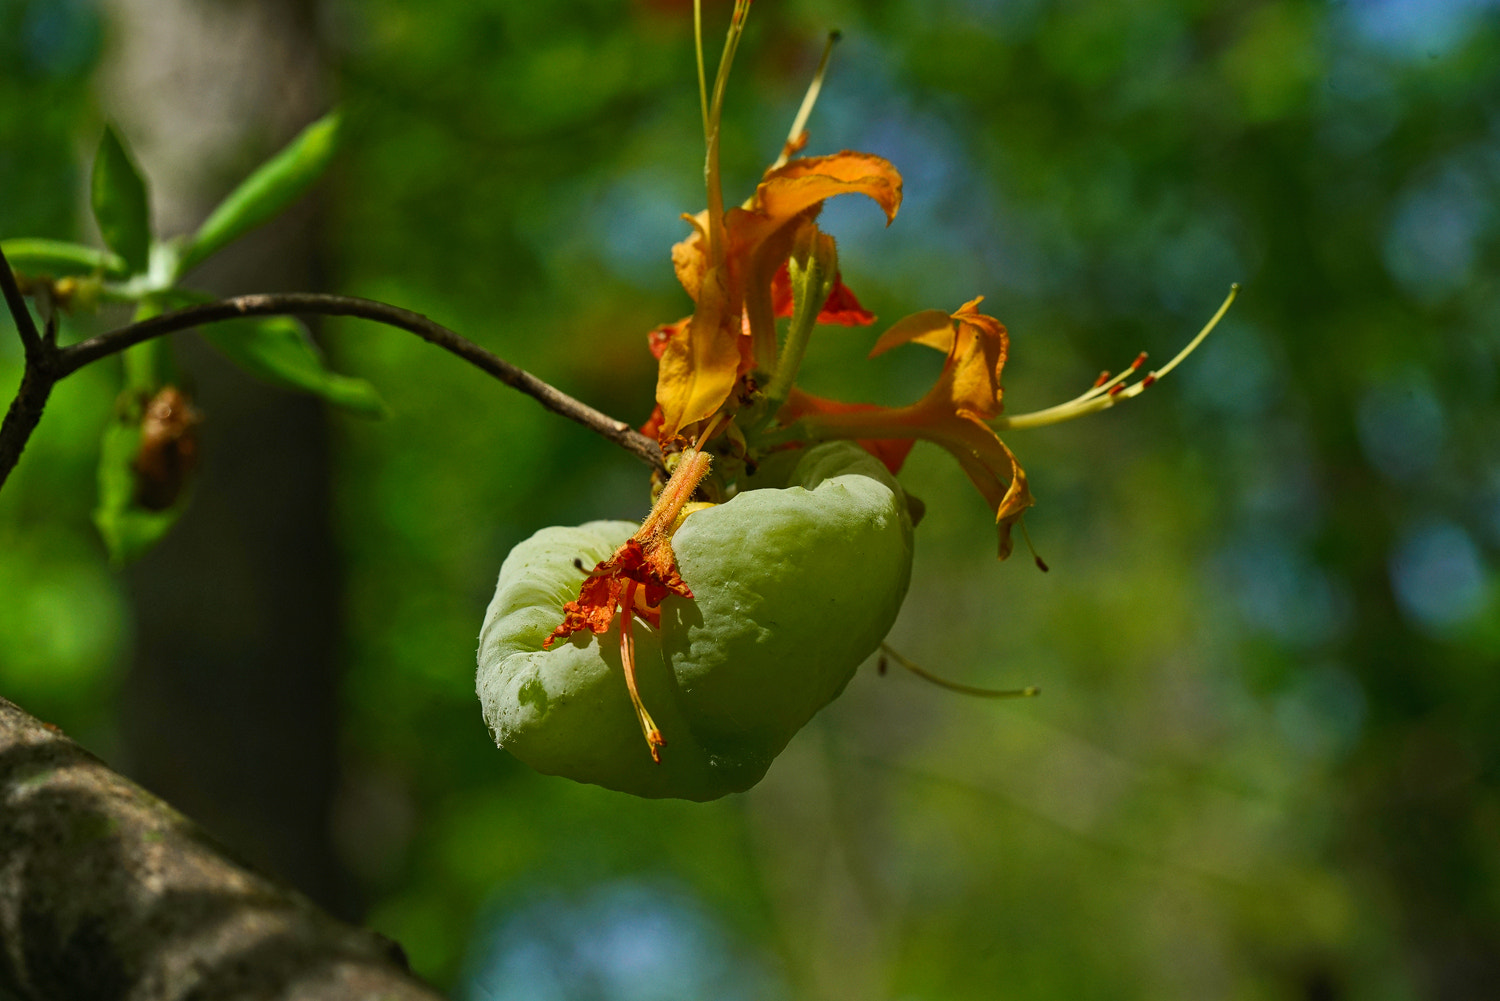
[477, 442, 914, 800]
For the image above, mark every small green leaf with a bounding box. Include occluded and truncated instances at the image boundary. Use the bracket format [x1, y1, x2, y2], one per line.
[0, 238, 128, 277]
[200, 316, 386, 417]
[92, 403, 188, 566]
[178, 112, 341, 274]
[91, 126, 152, 274]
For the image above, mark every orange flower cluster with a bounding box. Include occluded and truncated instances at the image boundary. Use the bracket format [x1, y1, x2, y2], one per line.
[549, 0, 1235, 759]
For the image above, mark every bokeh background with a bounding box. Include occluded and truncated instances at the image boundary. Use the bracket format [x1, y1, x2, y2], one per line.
[4, 0, 1500, 997]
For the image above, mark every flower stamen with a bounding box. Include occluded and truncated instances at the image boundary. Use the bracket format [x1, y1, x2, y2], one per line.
[1019, 517, 1049, 573]
[994, 284, 1238, 431]
[878, 643, 1040, 699]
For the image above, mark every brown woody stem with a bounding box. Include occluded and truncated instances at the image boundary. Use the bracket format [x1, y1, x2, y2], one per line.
[1, 245, 60, 490]
[0, 282, 667, 493]
[56, 292, 665, 471]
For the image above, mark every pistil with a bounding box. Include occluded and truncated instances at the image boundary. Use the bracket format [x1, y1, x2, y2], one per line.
[768, 31, 842, 173]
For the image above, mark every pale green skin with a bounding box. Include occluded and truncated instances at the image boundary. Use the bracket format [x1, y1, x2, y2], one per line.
[476, 442, 914, 800]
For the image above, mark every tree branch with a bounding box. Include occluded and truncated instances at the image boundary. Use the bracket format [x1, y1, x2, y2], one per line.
[0, 245, 59, 491]
[2, 244, 43, 362]
[56, 292, 666, 473]
[0, 695, 446, 1001]
[0, 364, 56, 491]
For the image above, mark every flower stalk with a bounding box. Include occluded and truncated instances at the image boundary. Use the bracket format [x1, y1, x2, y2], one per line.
[758, 226, 837, 425]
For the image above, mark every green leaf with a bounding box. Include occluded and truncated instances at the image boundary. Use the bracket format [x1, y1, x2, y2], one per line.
[90, 126, 152, 274]
[178, 112, 341, 275]
[122, 300, 176, 393]
[92, 402, 189, 566]
[478, 443, 913, 801]
[0, 238, 128, 277]
[200, 315, 386, 417]
[122, 338, 175, 394]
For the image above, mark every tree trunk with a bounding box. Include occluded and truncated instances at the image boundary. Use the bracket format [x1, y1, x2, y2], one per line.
[0, 695, 442, 1001]
[98, 0, 355, 917]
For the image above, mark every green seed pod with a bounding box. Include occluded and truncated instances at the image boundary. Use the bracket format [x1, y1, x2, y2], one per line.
[477, 441, 914, 800]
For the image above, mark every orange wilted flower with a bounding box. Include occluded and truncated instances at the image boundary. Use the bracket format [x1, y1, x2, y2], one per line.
[779, 298, 1034, 557]
[653, 150, 899, 438]
[554, 0, 1236, 760]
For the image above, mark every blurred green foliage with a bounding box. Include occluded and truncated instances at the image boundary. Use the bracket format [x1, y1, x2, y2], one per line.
[3, 0, 1500, 998]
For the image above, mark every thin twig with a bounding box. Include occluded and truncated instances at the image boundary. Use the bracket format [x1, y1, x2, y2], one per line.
[56, 292, 666, 472]
[0, 365, 56, 490]
[1, 243, 42, 361]
[0, 244, 60, 489]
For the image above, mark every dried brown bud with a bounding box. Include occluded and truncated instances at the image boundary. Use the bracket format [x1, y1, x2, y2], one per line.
[133, 386, 201, 511]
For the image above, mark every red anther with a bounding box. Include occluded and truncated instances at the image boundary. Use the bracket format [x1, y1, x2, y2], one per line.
[1092, 370, 1111, 388]
[877, 655, 888, 676]
[1141, 372, 1158, 388]
[1034, 555, 1050, 573]
[1108, 383, 1126, 397]
[1130, 351, 1148, 370]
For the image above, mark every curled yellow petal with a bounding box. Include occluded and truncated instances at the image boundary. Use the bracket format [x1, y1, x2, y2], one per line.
[756, 152, 903, 225]
[654, 269, 743, 438]
[940, 411, 1034, 558]
[868, 309, 953, 359]
[671, 211, 710, 302]
[775, 300, 1029, 557]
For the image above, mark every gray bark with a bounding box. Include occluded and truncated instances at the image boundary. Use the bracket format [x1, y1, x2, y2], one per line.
[0, 695, 444, 1001]
[99, 0, 353, 917]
